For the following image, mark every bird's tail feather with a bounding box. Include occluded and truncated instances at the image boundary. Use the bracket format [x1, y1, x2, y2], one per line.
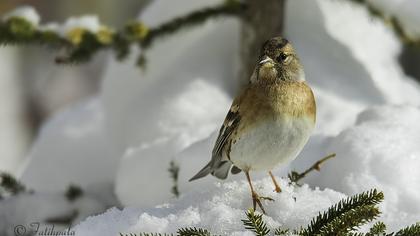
[212, 161, 232, 180]
[189, 162, 212, 181]
[189, 161, 234, 181]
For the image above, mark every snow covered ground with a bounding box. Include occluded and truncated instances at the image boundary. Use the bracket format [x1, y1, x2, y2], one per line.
[1, 0, 420, 235]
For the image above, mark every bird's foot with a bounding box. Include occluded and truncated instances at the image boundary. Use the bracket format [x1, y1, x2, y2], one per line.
[252, 192, 274, 214]
[274, 186, 282, 193]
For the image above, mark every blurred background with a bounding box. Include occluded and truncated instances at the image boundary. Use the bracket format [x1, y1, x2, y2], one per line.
[1, 0, 420, 177]
[0, 0, 151, 174]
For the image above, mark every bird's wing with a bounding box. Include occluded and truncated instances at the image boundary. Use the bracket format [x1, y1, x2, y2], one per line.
[211, 101, 241, 164]
[189, 96, 243, 181]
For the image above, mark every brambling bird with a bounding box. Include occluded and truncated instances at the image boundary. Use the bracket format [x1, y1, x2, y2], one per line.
[190, 37, 316, 214]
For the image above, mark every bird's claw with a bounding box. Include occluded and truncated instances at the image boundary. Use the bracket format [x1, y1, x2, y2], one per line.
[252, 192, 273, 214]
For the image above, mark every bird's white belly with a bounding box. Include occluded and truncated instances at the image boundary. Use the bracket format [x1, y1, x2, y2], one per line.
[229, 117, 314, 171]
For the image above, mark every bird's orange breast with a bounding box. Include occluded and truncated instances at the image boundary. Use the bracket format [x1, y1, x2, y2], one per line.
[235, 81, 316, 132]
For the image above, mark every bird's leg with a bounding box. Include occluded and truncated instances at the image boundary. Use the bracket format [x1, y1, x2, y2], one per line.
[245, 171, 267, 214]
[269, 171, 282, 193]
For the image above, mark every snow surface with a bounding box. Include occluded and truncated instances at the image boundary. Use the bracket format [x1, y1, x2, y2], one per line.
[2, 6, 40, 26]
[0, 48, 30, 175]
[75, 178, 345, 235]
[295, 105, 420, 231]
[5, 0, 420, 234]
[0, 190, 111, 236]
[20, 98, 119, 192]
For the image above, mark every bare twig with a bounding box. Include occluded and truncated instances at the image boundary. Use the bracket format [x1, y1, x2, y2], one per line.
[168, 160, 180, 198]
[288, 153, 336, 184]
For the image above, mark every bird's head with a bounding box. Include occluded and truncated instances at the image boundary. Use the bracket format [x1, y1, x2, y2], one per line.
[250, 37, 305, 84]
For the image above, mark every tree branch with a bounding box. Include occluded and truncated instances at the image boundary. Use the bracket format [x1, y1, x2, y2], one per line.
[0, 0, 246, 66]
[349, 0, 420, 48]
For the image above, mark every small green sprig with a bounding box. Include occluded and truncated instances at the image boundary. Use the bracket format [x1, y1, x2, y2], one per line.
[242, 209, 270, 236]
[177, 227, 212, 236]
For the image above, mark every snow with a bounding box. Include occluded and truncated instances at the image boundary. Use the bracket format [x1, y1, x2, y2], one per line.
[370, 0, 420, 38]
[2, 0, 419, 234]
[2, 6, 40, 26]
[59, 15, 102, 36]
[0, 48, 30, 175]
[0, 190, 110, 236]
[75, 178, 346, 235]
[297, 105, 420, 231]
[20, 98, 119, 192]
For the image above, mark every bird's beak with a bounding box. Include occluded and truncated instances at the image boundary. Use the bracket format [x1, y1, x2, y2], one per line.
[259, 56, 273, 65]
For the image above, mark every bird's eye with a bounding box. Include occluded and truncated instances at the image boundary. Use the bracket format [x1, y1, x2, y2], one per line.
[276, 53, 288, 62]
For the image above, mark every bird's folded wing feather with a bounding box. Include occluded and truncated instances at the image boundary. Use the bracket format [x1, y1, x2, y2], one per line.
[211, 102, 241, 164]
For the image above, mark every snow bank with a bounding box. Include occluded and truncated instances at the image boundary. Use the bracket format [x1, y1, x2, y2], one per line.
[75, 178, 345, 235]
[0, 48, 30, 175]
[0, 191, 109, 236]
[286, 0, 420, 135]
[20, 98, 119, 192]
[296, 105, 420, 231]
[2, 6, 40, 26]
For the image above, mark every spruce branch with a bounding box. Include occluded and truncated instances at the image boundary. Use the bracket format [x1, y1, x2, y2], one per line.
[120, 233, 174, 236]
[288, 153, 336, 184]
[367, 222, 387, 236]
[348, 0, 420, 48]
[389, 223, 420, 236]
[274, 228, 290, 235]
[177, 227, 211, 236]
[241, 209, 270, 236]
[0, 0, 246, 66]
[320, 205, 380, 235]
[300, 189, 384, 236]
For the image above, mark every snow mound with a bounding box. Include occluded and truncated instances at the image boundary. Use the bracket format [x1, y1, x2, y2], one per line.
[2, 6, 40, 26]
[0, 191, 109, 236]
[75, 178, 345, 235]
[301, 105, 420, 231]
[115, 79, 231, 207]
[20, 98, 119, 192]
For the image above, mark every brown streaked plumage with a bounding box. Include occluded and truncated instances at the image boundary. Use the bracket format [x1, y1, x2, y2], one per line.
[190, 37, 316, 214]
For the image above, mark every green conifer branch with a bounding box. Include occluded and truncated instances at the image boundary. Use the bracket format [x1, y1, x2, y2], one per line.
[367, 222, 387, 236]
[177, 227, 211, 236]
[241, 209, 270, 236]
[299, 189, 384, 236]
[274, 228, 290, 235]
[389, 223, 420, 236]
[0, 0, 246, 66]
[349, 0, 420, 48]
[320, 205, 380, 235]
